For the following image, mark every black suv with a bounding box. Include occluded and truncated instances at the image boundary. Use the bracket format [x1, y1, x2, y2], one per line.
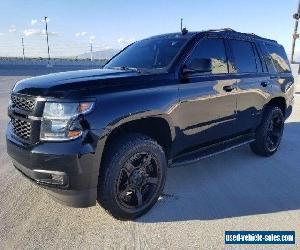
[6, 29, 294, 220]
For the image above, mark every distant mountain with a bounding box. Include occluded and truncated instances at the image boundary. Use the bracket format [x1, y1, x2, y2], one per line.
[77, 48, 120, 60]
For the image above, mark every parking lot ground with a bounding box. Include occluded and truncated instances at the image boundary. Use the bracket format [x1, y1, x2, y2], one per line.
[0, 69, 299, 249]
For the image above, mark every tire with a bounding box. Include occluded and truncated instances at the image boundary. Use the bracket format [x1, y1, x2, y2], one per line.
[250, 106, 285, 157]
[97, 133, 167, 220]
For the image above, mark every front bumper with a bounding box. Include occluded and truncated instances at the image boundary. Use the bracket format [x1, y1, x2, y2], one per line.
[6, 126, 106, 207]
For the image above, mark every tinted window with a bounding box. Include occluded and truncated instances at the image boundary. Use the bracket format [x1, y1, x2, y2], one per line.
[266, 44, 291, 73]
[104, 37, 187, 70]
[230, 40, 258, 73]
[188, 38, 228, 74]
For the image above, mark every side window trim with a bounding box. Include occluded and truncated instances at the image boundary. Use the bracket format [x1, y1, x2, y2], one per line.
[224, 38, 235, 74]
[260, 43, 277, 74]
[223, 38, 231, 74]
[251, 42, 263, 73]
[256, 42, 269, 73]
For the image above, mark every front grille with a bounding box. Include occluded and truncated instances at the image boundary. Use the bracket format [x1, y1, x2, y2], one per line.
[11, 95, 35, 111]
[9, 93, 44, 144]
[11, 117, 31, 140]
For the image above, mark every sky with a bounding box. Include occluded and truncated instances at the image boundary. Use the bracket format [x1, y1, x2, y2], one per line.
[0, 0, 298, 58]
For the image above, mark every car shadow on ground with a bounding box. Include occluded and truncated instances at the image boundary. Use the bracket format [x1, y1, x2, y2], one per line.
[138, 122, 300, 223]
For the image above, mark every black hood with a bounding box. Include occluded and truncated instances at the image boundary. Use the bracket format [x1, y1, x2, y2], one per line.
[12, 68, 150, 98]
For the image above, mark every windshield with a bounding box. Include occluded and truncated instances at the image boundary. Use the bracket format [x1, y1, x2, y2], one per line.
[104, 37, 188, 70]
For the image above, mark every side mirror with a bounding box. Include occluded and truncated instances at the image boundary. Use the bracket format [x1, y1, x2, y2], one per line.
[182, 58, 212, 75]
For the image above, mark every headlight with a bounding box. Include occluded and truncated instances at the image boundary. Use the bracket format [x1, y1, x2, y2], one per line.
[40, 101, 94, 141]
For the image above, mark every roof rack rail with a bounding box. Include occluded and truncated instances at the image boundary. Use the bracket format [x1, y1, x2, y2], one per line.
[203, 28, 277, 43]
[205, 28, 237, 32]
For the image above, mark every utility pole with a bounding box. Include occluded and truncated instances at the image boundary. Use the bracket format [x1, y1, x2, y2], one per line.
[180, 18, 183, 32]
[291, 0, 300, 63]
[44, 16, 51, 62]
[21, 37, 25, 60]
[90, 42, 93, 61]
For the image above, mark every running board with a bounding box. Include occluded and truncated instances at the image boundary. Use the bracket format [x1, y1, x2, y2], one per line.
[169, 134, 255, 168]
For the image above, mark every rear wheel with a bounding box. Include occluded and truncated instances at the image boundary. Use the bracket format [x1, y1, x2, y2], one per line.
[250, 106, 284, 156]
[98, 133, 167, 220]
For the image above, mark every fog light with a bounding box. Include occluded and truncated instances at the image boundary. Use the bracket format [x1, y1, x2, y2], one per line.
[35, 170, 67, 186]
[50, 174, 65, 185]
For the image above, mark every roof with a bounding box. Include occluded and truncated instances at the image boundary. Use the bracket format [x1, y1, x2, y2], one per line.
[148, 28, 277, 44]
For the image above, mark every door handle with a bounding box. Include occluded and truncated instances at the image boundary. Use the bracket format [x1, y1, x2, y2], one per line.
[261, 81, 270, 87]
[223, 85, 235, 92]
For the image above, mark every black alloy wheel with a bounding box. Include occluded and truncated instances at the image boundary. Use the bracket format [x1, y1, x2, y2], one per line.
[97, 133, 167, 220]
[116, 152, 160, 210]
[265, 111, 284, 152]
[250, 106, 285, 156]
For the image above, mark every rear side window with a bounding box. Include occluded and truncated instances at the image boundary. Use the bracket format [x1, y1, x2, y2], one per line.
[266, 44, 291, 73]
[229, 40, 259, 73]
[188, 38, 228, 74]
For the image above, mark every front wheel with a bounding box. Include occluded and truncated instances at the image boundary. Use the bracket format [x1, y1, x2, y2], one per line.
[97, 133, 167, 220]
[250, 106, 285, 157]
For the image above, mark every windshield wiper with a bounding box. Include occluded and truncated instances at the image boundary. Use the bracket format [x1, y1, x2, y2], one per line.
[109, 66, 141, 73]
